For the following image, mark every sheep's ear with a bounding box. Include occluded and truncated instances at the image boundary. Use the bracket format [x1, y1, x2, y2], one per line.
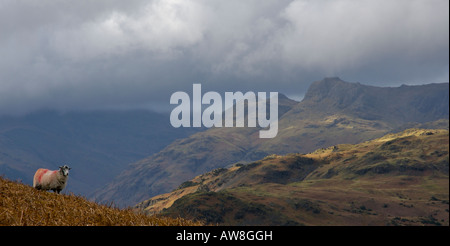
[59, 166, 62, 169]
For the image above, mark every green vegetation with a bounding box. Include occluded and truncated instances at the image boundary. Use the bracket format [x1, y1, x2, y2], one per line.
[176, 180, 199, 190]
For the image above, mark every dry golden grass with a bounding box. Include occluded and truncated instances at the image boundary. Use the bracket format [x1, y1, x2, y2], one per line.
[0, 176, 202, 226]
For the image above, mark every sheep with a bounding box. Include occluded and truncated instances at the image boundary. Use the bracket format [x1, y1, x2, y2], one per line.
[33, 165, 71, 194]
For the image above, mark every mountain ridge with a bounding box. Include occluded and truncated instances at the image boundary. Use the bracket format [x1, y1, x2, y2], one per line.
[93, 78, 449, 207]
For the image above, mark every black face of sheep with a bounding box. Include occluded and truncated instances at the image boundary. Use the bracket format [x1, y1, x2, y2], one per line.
[59, 165, 71, 176]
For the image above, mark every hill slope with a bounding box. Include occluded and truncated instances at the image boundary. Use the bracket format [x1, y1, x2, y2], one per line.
[93, 78, 449, 207]
[0, 176, 201, 226]
[136, 128, 449, 226]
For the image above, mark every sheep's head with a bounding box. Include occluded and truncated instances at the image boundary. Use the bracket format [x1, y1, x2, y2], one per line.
[59, 165, 71, 176]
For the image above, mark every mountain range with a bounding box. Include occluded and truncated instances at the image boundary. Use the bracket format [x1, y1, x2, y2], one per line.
[92, 77, 449, 207]
[136, 128, 449, 225]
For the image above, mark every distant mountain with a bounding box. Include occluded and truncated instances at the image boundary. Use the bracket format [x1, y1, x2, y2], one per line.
[93, 78, 449, 207]
[136, 128, 449, 226]
[0, 110, 200, 195]
[298, 77, 449, 124]
[266, 78, 449, 155]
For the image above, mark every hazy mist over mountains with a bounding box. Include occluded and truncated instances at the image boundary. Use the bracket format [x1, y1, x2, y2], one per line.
[0, 0, 448, 115]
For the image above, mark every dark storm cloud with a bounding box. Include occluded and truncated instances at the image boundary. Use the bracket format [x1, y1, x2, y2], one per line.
[0, 0, 448, 115]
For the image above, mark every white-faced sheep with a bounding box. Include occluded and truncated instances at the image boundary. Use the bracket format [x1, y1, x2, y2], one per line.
[33, 165, 71, 194]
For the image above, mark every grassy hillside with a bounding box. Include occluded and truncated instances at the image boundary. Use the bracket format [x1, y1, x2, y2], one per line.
[0, 176, 201, 226]
[136, 128, 449, 226]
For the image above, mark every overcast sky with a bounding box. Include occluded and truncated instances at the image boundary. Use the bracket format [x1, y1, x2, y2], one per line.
[0, 0, 448, 115]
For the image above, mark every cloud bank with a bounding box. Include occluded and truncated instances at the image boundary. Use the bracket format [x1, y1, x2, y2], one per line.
[0, 0, 448, 115]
